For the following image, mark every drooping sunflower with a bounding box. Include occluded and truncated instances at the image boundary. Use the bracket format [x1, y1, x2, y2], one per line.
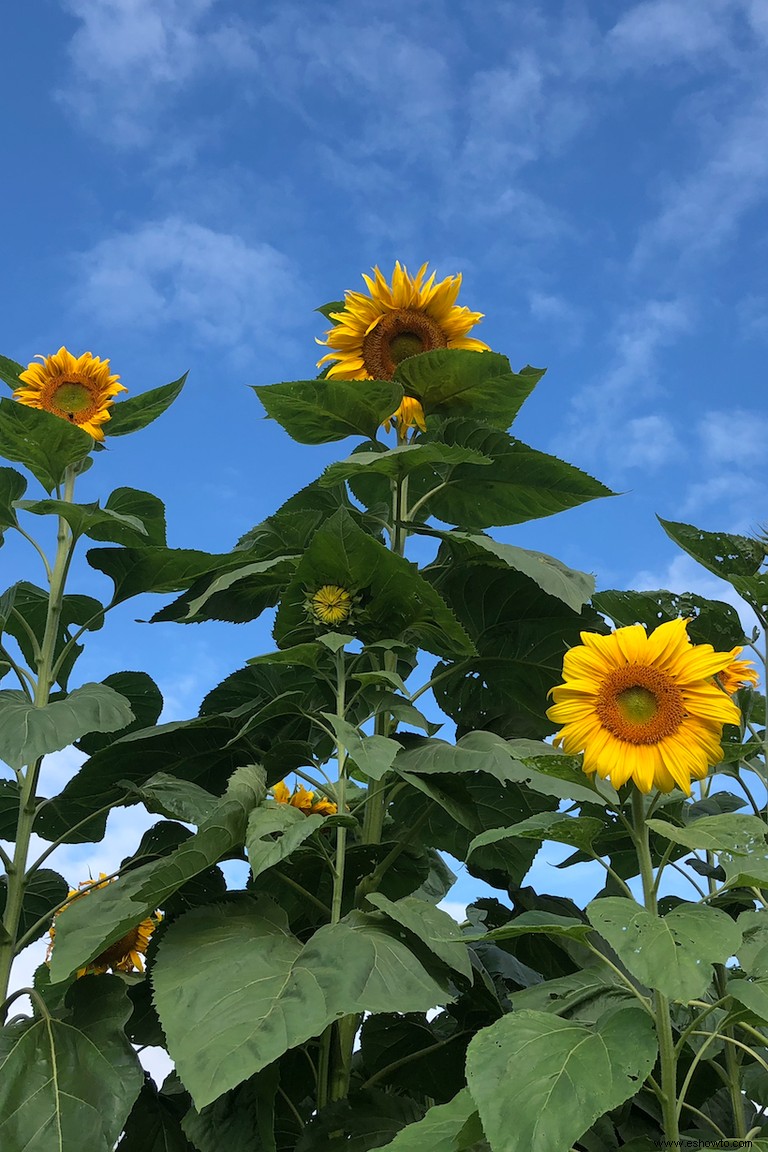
[316, 262, 489, 432]
[14, 346, 126, 441]
[47, 874, 161, 977]
[717, 648, 759, 695]
[308, 584, 354, 626]
[546, 618, 742, 795]
[272, 780, 337, 816]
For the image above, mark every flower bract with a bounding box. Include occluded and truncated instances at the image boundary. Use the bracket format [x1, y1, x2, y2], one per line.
[316, 262, 489, 432]
[272, 780, 337, 816]
[546, 618, 741, 795]
[47, 874, 161, 977]
[15, 346, 126, 441]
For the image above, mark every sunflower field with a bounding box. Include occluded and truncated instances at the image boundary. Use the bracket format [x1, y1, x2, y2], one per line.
[0, 264, 767, 1152]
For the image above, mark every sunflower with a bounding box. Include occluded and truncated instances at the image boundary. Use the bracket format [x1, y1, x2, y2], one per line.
[14, 346, 126, 441]
[272, 780, 337, 816]
[309, 584, 353, 626]
[717, 648, 759, 695]
[546, 618, 742, 795]
[47, 874, 161, 977]
[316, 262, 489, 433]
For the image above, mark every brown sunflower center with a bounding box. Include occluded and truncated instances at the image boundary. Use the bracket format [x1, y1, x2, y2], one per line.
[595, 664, 685, 745]
[94, 926, 140, 969]
[362, 309, 448, 379]
[52, 380, 94, 420]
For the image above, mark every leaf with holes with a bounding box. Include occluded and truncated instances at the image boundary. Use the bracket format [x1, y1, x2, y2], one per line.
[587, 897, 741, 1000]
[465, 1006, 657, 1152]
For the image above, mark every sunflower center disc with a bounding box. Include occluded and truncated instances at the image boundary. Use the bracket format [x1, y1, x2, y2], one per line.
[54, 380, 92, 415]
[362, 308, 448, 379]
[596, 663, 685, 744]
[615, 686, 658, 723]
[95, 926, 140, 969]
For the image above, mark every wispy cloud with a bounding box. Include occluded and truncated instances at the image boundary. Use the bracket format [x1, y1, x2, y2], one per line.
[562, 296, 691, 472]
[73, 217, 300, 354]
[58, 0, 243, 148]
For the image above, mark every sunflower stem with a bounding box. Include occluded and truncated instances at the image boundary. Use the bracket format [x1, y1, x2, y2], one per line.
[318, 648, 356, 1109]
[632, 788, 680, 1141]
[0, 465, 78, 1017]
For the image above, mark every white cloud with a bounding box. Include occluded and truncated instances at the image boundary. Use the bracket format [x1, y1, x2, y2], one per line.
[620, 415, 684, 470]
[74, 217, 300, 352]
[697, 408, 768, 464]
[632, 86, 768, 267]
[607, 0, 743, 68]
[58, 0, 221, 146]
[562, 297, 691, 470]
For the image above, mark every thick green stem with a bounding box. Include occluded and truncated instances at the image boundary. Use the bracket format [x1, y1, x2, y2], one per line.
[0, 466, 77, 1016]
[632, 789, 679, 1142]
[319, 650, 354, 1108]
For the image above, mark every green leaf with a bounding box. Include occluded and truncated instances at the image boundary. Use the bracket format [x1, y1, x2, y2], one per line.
[591, 588, 749, 651]
[1, 582, 105, 690]
[75, 670, 164, 756]
[246, 802, 326, 880]
[395, 349, 545, 430]
[393, 731, 606, 807]
[152, 898, 454, 1107]
[181, 1067, 279, 1152]
[0, 868, 68, 945]
[87, 544, 274, 607]
[320, 442, 493, 489]
[727, 974, 768, 1023]
[254, 378, 404, 444]
[101, 487, 167, 544]
[469, 813, 605, 860]
[275, 508, 474, 660]
[462, 910, 593, 945]
[392, 771, 556, 888]
[0, 396, 92, 492]
[129, 773, 219, 825]
[295, 1089, 423, 1151]
[645, 814, 768, 853]
[425, 555, 607, 740]
[315, 299, 346, 321]
[0, 681, 134, 771]
[465, 1007, 658, 1152]
[366, 892, 472, 979]
[117, 1076, 195, 1152]
[658, 517, 764, 582]
[48, 772, 264, 982]
[0, 976, 143, 1152]
[16, 498, 149, 544]
[321, 713, 401, 780]
[736, 909, 768, 976]
[105, 373, 187, 436]
[36, 714, 261, 843]
[586, 897, 742, 1000]
[0, 354, 25, 392]
[415, 421, 614, 529]
[435, 531, 595, 613]
[0, 779, 19, 839]
[373, 1088, 482, 1152]
[0, 466, 26, 538]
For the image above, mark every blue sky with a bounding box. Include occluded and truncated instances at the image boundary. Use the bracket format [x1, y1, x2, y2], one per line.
[3, 0, 767, 1021]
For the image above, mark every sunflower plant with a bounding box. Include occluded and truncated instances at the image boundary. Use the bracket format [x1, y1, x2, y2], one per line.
[0, 268, 767, 1152]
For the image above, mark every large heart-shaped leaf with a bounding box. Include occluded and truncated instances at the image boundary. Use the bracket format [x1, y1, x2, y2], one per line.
[0, 682, 133, 771]
[587, 897, 742, 1000]
[465, 1007, 657, 1152]
[0, 977, 143, 1152]
[152, 898, 454, 1107]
